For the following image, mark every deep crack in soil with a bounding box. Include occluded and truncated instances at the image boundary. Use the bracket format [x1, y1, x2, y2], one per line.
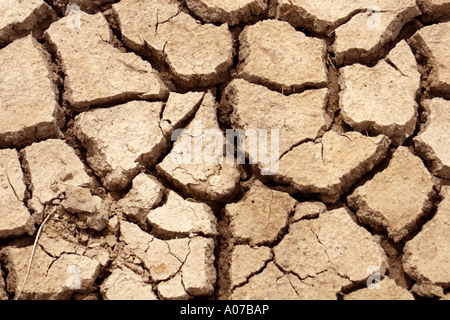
[0, 0, 449, 301]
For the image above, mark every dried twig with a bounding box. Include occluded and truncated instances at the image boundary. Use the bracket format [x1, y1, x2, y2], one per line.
[281, 0, 294, 17]
[327, 55, 337, 72]
[15, 211, 55, 300]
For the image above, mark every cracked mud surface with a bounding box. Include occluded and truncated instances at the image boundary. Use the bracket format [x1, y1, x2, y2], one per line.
[0, 0, 449, 300]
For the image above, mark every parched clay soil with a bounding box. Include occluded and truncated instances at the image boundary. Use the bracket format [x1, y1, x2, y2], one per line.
[0, 0, 450, 300]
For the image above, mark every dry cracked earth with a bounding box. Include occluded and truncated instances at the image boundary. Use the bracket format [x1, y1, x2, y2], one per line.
[0, 0, 449, 301]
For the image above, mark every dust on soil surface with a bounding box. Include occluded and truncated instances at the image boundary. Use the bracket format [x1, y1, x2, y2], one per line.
[0, 0, 450, 300]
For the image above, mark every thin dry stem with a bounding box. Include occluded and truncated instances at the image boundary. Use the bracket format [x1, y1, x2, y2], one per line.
[15, 211, 55, 300]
